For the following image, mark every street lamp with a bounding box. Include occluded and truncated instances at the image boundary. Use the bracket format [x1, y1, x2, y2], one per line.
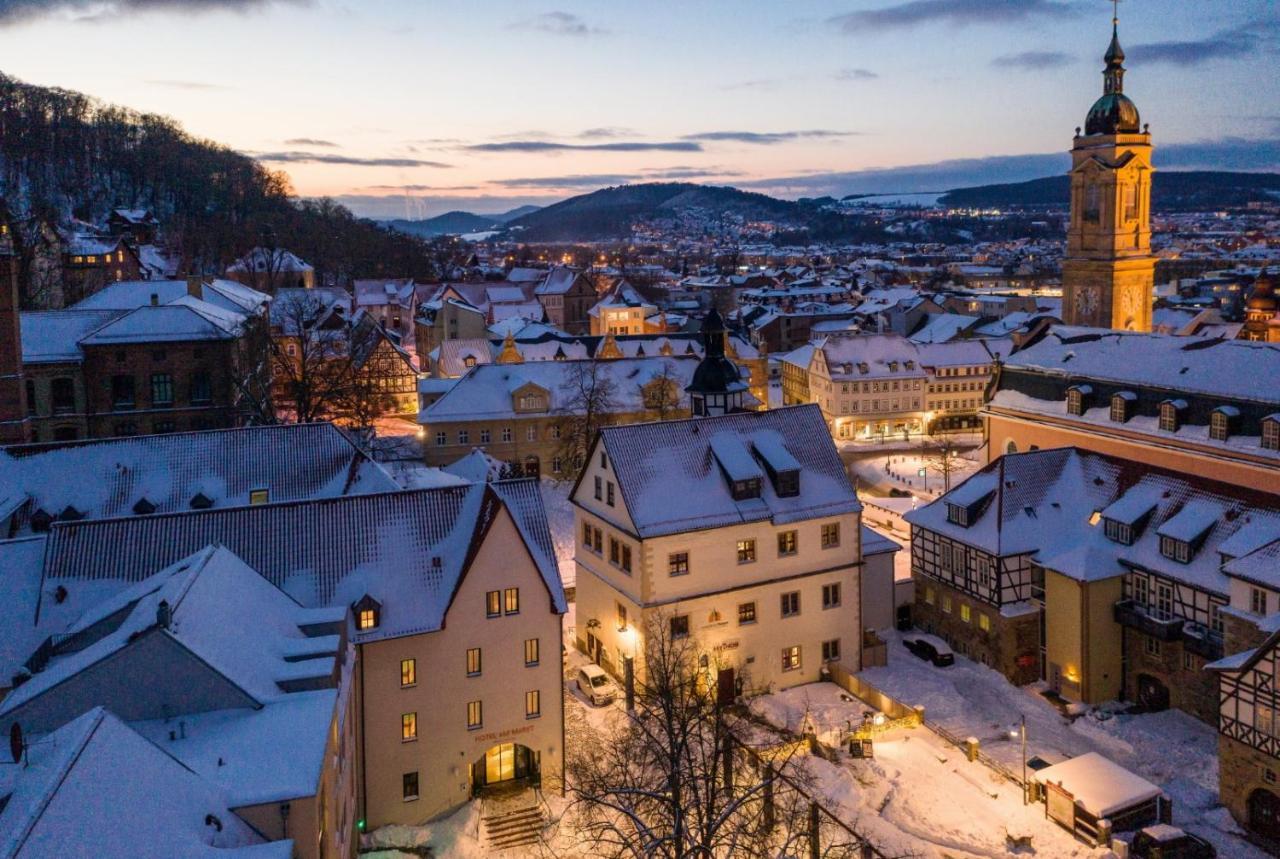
[618, 624, 637, 712]
[1008, 714, 1028, 805]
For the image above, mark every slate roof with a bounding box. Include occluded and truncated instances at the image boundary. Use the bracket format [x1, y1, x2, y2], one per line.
[591, 405, 860, 538]
[36, 480, 564, 644]
[2, 423, 397, 528]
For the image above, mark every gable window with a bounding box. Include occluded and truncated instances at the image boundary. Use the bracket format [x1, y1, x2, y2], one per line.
[525, 690, 541, 719]
[401, 712, 417, 742]
[403, 772, 419, 801]
[1159, 535, 1191, 564]
[466, 648, 482, 676]
[594, 476, 603, 500]
[609, 537, 620, 565]
[466, 700, 482, 730]
[781, 645, 801, 672]
[738, 601, 757, 625]
[486, 590, 501, 618]
[777, 530, 798, 557]
[670, 615, 690, 639]
[821, 522, 840, 548]
[737, 539, 756, 564]
[524, 638, 540, 666]
[780, 591, 800, 618]
[504, 588, 520, 614]
[821, 639, 841, 662]
[400, 658, 416, 687]
[1252, 587, 1269, 616]
[822, 583, 841, 609]
[668, 552, 689, 576]
[606, 482, 616, 507]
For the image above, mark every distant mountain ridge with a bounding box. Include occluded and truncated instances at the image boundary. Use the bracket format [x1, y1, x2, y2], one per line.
[939, 171, 1280, 210]
[383, 205, 540, 238]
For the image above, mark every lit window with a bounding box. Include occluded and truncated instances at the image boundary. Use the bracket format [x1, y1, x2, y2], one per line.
[400, 658, 416, 687]
[780, 591, 800, 618]
[738, 601, 757, 624]
[401, 712, 417, 742]
[960, 604, 971, 623]
[524, 638, 540, 666]
[358, 609, 376, 630]
[504, 588, 519, 614]
[466, 700, 482, 730]
[466, 648, 482, 676]
[403, 771, 419, 801]
[821, 523, 840, 548]
[737, 539, 756, 564]
[781, 645, 801, 672]
[249, 488, 269, 505]
[486, 590, 501, 617]
[978, 613, 990, 632]
[777, 530, 798, 556]
[525, 690, 541, 719]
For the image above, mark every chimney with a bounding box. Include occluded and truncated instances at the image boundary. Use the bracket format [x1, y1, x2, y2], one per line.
[149, 293, 159, 306]
[186, 274, 203, 299]
[156, 599, 171, 629]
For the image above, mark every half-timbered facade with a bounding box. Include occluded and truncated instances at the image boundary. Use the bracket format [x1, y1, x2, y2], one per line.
[1212, 630, 1280, 842]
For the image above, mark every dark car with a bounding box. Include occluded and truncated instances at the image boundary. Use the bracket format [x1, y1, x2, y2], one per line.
[1130, 825, 1216, 859]
[900, 632, 955, 667]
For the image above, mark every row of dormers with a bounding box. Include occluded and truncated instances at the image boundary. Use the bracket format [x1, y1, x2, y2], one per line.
[25, 488, 272, 532]
[710, 433, 802, 502]
[1066, 384, 1280, 448]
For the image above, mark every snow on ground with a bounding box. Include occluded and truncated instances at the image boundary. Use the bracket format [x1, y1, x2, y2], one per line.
[749, 684, 1104, 858]
[363, 802, 483, 858]
[859, 629, 1269, 858]
[847, 447, 984, 501]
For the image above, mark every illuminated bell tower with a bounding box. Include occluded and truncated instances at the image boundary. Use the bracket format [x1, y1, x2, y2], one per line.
[1061, 13, 1155, 332]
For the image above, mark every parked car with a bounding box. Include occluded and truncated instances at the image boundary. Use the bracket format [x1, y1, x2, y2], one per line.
[1129, 825, 1216, 858]
[576, 664, 619, 706]
[900, 631, 955, 667]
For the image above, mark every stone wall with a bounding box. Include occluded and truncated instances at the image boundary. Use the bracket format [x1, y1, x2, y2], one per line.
[913, 577, 1040, 685]
[1122, 629, 1218, 726]
[1219, 733, 1280, 836]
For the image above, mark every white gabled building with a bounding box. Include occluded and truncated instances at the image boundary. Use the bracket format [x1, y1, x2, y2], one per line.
[570, 405, 865, 698]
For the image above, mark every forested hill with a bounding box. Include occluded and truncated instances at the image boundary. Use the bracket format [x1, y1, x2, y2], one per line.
[939, 171, 1280, 210]
[0, 72, 441, 303]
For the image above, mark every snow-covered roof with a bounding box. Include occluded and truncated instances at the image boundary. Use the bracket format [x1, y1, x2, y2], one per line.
[79, 304, 237, 344]
[909, 313, 980, 344]
[19, 310, 118, 363]
[443, 448, 509, 483]
[226, 247, 313, 274]
[37, 480, 564, 645]
[534, 266, 582, 296]
[421, 357, 701, 423]
[3, 423, 396, 529]
[0, 537, 49, 689]
[1004, 326, 1280, 405]
[861, 526, 902, 556]
[71, 279, 269, 316]
[0, 707, 288, 858]
[587, 405, 860, 539]
[1032, 752, 1162, 818]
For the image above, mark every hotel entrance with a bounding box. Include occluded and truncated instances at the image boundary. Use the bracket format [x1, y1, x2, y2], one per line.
[472, 743, 540, 795]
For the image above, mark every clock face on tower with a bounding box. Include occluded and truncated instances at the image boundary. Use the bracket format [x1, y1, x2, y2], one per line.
[1073, 286, 1100, 321]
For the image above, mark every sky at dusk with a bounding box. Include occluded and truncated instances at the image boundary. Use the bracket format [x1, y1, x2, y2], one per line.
[1, 0, 1277, 218]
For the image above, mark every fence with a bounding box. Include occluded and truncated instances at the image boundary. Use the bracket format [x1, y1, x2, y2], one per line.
[827, 663, 921, 729]
[923, 717, 1025, 788]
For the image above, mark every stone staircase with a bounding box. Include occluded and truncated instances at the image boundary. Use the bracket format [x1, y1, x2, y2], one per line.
[481, 796, 544, 851]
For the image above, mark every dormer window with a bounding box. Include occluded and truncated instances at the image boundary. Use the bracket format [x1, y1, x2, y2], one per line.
[732, 478, 762, 501]
[1103, 518, 1133, 545]
[858, 363, 869, 374]
[888, 361, 899, 372]
[190, 493, 214, 510]
[1160, 535, 1191, 564]
[905, 360, 915, 371]
[1066, 384, 1092, 417]
[1158, 399, 1186, 433]
[1210, 406, 1239, 442]
[353, 595, 381, 631]
[1109, 391, 1136, 423]
[249, 488, 269, 505]
[132, 498, 156, 516]
[946, 503, 969, 527]
[774, 470, 799, 497]
[1263, 415, 1280, 451]
[463, 356, 476, 368]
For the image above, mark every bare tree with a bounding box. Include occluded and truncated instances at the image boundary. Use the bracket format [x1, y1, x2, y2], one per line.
[554, 361, 619, 478]
[565, 615, 865, 859]
[923, 433, 968, 493]
[269, 291, 349, 423]
[641, 361, 684, 422]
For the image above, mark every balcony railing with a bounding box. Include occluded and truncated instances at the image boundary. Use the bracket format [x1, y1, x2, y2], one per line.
[1114, 599, 1225, 658]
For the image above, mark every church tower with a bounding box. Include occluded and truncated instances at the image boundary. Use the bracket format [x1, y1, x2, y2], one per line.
[1061, 13, 1155, 332]
[686, 308, 748, 417]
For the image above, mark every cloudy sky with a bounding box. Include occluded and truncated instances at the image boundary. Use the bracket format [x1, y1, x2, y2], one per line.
[0, 0, 1277, 218]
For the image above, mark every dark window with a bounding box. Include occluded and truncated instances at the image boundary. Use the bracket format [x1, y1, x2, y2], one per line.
[822, 583, 841, 609]
[51, 377, 75, 414]
[190, 371, 212, 405]
[24, 379, 35, 416]
[402, 771, 419, 800]
[781, 591, 800, 617]
[111, 375, 135, 410]
[152, 421, 176, 434]
[594, 476, 602, 501]
[668, 552, 689, 576]
[606, 482, 615, 506]
[775, 470, 799, 497]
[731, 478, 761, 501]
[822, 639, 841, 662]
[670, 615, 689, 639]
[150, 349, 167, 362]
[151, 373, 174, 407]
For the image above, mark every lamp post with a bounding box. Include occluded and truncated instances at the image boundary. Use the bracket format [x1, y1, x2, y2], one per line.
[619, 625, 636, 712]
[1019, 714, 1028, 805]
